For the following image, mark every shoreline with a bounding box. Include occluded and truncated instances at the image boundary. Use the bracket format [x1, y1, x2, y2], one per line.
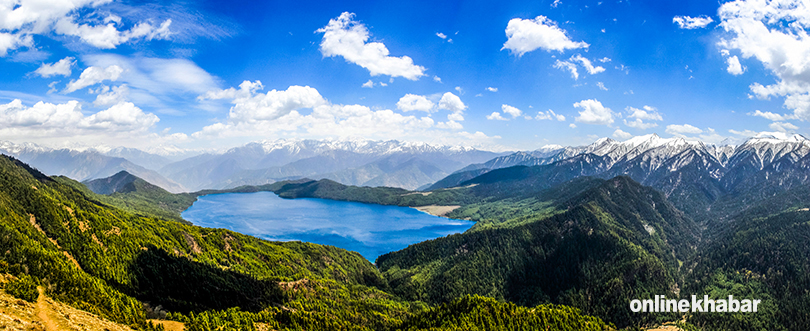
[411, 205, 461, 217]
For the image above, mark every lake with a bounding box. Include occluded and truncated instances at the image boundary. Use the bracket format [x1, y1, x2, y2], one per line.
[181, 191, 474, 261]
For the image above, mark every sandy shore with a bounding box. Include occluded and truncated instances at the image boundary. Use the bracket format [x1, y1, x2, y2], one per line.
[412, 205, 461, 217]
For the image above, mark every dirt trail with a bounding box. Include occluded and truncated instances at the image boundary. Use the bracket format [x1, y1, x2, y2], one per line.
[36, 287, 69, 331]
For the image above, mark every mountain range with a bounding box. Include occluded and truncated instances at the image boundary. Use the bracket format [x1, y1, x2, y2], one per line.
[0, 139, 506, 192]
[429, 132, 810, 219]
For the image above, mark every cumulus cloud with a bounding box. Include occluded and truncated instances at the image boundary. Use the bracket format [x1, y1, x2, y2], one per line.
[316, 12, 426, 80]
[438, 92, 466, 120]
[94, 84, 130, 106]
[535, 109, 565, 121]
[574, 99, 613, 125]
[202, 81, 326, 123]
[433, 76, 442, 83]
[718, 0, 810, 121]
[0, 99, 159, 143]
[673, 15, 714, 29]
[486, 112, 508, 121]
[613, 129, 632, 139]
[0, 0, 172, 55]
[666, 124, 703, 135]
[726, 55, 745, 75]
[486, 87, 498, 92]
[623, 105, 662, 129]
[64, 65, 124, 93]
[34, 57, 75, 77]
[502, 16, 588, 56]
[192, 83, 504, 148]
[397, 94, 435, 112]
[362, 80, 374, 88]
[501, 104, 522, 118]
[54, 18, 172, 49]
[436, 32, 447, 39]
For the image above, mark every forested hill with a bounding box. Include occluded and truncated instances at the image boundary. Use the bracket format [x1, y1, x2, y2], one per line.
[378, 176, 698, 328]
[0, 154, 383, 327]
[0, 155, 617, 330]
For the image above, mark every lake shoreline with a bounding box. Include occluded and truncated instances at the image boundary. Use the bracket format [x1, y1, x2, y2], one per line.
[411, 205, 461, 217]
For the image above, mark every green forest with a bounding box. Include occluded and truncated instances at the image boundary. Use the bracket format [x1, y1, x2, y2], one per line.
[1, 154, 809, 330]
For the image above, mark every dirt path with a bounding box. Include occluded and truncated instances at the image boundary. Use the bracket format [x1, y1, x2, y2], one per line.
[36, 287, 69, 331]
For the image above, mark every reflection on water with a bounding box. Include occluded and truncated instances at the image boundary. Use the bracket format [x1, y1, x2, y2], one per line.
[181, 191, 473, 261]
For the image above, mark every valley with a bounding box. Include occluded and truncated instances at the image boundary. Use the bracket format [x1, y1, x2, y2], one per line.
[1, 133, 810, 330]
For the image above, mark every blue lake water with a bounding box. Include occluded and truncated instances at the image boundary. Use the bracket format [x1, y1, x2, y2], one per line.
[181, 191, 474, 261]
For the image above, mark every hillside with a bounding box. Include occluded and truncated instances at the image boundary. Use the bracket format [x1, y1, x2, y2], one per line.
[0, 155, 620, 331]
[377, 176, 698, 328]
[0, 154, 401, 329]
[64, 171, 197, 223]
[84, 171, 143, 195]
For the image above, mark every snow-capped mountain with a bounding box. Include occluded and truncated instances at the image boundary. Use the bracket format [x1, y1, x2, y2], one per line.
[157, 138, 507, 191]
[0, 141, 186, 193]
[430, 133, 810, 216]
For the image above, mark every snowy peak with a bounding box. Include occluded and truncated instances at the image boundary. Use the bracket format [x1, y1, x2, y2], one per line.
[253, 138, 479, 156]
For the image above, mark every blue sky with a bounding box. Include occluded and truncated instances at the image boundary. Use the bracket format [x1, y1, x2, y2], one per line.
[1, 0, 808, 152]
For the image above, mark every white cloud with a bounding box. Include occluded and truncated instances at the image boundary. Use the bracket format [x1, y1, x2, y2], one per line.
[699, 128, 728, 144]
[623, 105, 662, 129]
[34, 57, 75, 77]
[554, 60, 579, 79]
[433, 76, 442, 83]
[94, 84, 130, 106]
[726, 55, 745, 75]
[598, 57, 611, 63]
[436, 32, 447, 39]
[501, 104, 522, 118]
[397, 94, 435, 112]
[0, 0, 172, 54]
[438, 92, 466, 114]
[571, 54, 605, 74]
[316, 12, 426, 80]
[536, 109, 565, 121]
[729, 129, 760, 137]
[673, 15, 714, 29]
[551, 0, 561, 8]
[191, 83, 510, 150]
[447, 112, 464, 122]
[596, 82, 608, 91]
[666, 124, 703, 135]
[486, 87, 498, 92]
[613, 129, 632, 140]
[64, 65, 124, 93]
[0, 99, 160, 145]
[574, 99, 613, 125]
[202, 81, 326, 123]
[486, 112, 508, 121]
[502, 16, 588, 56]
[0, 33, 32, 56]
[54, 18, 172, 49]
[749, 109, 798, 121]
[718, 0, 810, 121]
[362, 80, 374, 88]
[569, 123, 577, 128]
[769, 121, 799, 132]
[84, 54, 220, 113]
[554, 55, 604, 79]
